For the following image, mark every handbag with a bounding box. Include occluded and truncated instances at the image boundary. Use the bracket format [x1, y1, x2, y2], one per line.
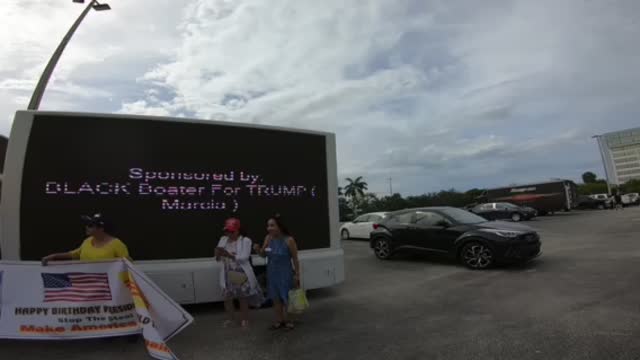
[287, 288, 309, 314]
[222, 236, 249, 285]
[227, 270, 248, 285]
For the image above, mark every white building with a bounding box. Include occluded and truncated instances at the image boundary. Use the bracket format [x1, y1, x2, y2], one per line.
[595, 127, 640, 186]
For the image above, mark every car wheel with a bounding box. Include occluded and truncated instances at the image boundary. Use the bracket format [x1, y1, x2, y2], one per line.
[373, 238, 392, 260]
[341, 229, 350, 240]
[511, 213, 522, 222]
[460, 242, 494, 270]
[597, 204, 604, 210]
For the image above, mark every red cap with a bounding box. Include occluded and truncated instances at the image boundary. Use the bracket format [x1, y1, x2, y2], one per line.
[223, 218, 241, 233]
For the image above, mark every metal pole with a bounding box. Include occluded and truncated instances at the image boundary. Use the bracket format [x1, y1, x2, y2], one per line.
[27, 0, 96, 110]
[593, 135, 612, 195]
[389, 177, 393, 196]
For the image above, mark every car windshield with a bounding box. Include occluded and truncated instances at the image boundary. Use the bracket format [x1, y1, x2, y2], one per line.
[440, 208, 487, 224]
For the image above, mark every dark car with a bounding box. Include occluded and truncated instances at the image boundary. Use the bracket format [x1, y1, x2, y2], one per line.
[470, 202, 536, 222]
[369, 207, 541, 269]
[575, 195, 610, 210]
[520, 205, 538, 218]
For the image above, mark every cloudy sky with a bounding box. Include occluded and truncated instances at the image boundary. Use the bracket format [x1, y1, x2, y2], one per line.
[2, 0, 639, 195]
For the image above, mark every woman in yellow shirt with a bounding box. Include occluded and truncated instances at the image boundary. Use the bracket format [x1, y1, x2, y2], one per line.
[42, 213, 130, 265]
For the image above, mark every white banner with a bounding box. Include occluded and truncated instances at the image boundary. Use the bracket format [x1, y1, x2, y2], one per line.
[0, 260, 193, 360]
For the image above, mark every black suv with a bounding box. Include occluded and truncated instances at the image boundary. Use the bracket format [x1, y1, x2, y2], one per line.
[369, 207, 541, 269]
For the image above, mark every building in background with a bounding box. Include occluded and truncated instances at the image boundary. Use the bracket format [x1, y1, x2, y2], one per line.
[594, 128, 640, 188]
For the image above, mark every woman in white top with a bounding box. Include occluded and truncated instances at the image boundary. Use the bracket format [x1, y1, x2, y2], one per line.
[216, 218, 263, 328]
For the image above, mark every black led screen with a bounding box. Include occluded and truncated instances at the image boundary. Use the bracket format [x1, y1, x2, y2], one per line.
[19, 114, 330, 260]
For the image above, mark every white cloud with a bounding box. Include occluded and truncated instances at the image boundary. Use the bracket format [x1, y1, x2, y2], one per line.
[124, 0, 640, 193]
[3, 0, 640, 194]
[0, 0, 187, 131]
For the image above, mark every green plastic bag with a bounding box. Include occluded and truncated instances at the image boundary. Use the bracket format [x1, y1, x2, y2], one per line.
[287, 289, 309, 314]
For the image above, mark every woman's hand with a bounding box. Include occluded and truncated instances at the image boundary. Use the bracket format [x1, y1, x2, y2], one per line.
[41, 252, 74, 265]
[216, 247, 234, 259]
[253, 244, 261, 252]
[41, 254, 60, 266]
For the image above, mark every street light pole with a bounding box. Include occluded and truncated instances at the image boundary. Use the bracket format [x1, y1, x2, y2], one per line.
[593, 135, 613, 195]
[27, 0, 110, 110]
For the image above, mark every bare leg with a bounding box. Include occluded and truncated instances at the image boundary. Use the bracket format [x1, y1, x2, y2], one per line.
[281, 303, 288, 323]
[282, 303, 294, 329]
[273, 299, 285, 324]
[223, 298, 235, 327]
[239, 298, 249, 328]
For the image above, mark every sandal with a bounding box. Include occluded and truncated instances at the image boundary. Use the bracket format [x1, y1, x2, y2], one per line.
[241, 320, 249, 329]
[270, 322, 285, 330]
[284, 321, 295, 331]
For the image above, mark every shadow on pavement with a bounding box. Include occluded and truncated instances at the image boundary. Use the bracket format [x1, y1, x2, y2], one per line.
[389, 251, 459, 266]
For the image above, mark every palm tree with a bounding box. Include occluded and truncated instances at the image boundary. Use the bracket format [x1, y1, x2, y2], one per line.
[344, 176, 368, 199]
[344, 177, 368, 216]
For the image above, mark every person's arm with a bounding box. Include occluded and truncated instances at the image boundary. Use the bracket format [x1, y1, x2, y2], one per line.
[287, 237, 301, 288]
[253, 236, 270, 258]
[113, 240, 132, 261]
[215, 237, 238, 260]
[215, 237, 226, 261]
[42, 248, 80, 266]
[233, 237, 252, 262]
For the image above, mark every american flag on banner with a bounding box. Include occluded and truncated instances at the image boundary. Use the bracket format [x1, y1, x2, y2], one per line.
[41, 272, 112, 303]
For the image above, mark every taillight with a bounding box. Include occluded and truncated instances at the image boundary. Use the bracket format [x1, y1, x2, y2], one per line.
[373, 223, 380, 230]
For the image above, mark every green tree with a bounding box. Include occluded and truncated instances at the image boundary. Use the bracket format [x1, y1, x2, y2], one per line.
[577, 182, 608, 195]
[334, 183, 497, 216]
[338, 197, 353, 221]
[344, 176, 368, 216]
[359, 192, 381, 214]
[344, 176, 368, 198]
[621, 179, 640, 193]
[378, 193, 408, 211]
[582, 171, 598, 184]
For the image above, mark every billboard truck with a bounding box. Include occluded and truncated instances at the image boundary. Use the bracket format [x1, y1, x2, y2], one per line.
[480, 180, 578, 215]
[1, 111, 344, 304]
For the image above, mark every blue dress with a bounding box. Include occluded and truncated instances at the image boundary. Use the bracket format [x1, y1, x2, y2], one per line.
[266, 237, 294, 304]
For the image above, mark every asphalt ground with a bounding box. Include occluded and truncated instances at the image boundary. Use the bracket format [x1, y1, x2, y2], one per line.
[2, 207, 640, 360]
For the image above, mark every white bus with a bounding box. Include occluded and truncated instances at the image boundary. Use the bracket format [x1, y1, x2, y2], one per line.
[1, 111, 344, 304]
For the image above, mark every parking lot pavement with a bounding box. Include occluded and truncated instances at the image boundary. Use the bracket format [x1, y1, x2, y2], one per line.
[2, 208, 640, 360]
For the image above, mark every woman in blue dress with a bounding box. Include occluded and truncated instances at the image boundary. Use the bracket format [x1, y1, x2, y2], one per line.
[254, 214, 301, 330]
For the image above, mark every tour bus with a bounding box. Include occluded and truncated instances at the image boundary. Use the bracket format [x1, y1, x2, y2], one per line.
[0, 111, 344, 304]
[479, 180, 578, 215]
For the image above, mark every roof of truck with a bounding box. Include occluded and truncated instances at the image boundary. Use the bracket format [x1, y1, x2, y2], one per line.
[486, 179, 575, 191]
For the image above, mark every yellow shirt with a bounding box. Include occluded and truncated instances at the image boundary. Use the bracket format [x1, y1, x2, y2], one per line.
[70, 237, 131, 261]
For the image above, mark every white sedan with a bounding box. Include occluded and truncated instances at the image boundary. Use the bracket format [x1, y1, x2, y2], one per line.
[340, 212, 388, 240]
